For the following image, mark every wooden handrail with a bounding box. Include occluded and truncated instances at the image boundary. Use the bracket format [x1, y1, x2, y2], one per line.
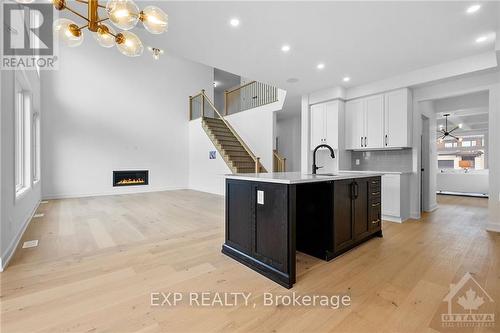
[224, 81, 278, 116]
[226, 80, 257, 94]
[273, 150, 286, 172]
[194, 90, 262, 173]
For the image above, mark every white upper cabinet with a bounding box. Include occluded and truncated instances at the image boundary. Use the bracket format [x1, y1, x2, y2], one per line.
[345, 88, 412, 150]
[364, 95, 384, 149]
[384, 89, 412, 148]
[310, 101, 339, 150]
[345, 99, 364, 150]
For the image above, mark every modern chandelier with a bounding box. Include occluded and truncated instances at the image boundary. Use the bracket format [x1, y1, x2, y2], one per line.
[52, 0, 168, 57]
[437, 114, 463, 143]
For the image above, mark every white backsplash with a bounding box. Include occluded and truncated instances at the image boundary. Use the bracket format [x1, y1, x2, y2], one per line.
[351, 149, 412, 172]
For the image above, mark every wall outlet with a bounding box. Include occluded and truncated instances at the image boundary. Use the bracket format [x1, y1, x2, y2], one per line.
[209, 151, 216, 159]
[355, 159, 360, 165]
[257, 190, 264, 205]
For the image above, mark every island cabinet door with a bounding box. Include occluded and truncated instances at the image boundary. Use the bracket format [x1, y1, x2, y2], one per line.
[226, 180, 254, 255]
[352, 178, 371, 240]
[253, 182, 289, 273]
[333, 179, 354, 253]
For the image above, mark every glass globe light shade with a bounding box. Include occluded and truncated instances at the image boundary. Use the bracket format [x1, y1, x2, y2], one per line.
[116, 31, 143, 57]
[140, 6, 168, 34]
[106, 0, 139, 30]
[93, 24, 115, 48]
[53, 18, 83, 47]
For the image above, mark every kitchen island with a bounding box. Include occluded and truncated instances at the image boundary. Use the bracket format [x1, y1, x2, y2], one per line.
[222, 172, 383, 288]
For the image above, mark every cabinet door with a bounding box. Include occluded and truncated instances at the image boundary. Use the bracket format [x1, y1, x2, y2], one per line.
[253, 183, 289, 273]
[381, 174, 401, 217]
[385, 89, 409, 148]
[310, 103, 325, 150]
[345, 99, 364, 149]
[333, 179, 354, 252]
[364, 95, 385, 149]
[226, 180, 253, 255]
[353, 178, 370, 240]
[324, 101, 339, 149]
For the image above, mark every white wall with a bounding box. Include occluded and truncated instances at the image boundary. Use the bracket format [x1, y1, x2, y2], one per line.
[188, 119, 231, 195]
[1, 68, 41, 270]
[41, 41, 213, 199]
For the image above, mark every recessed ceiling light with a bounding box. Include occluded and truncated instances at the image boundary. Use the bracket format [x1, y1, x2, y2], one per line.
[281, 44, 291, 53]
[466, 4, 481, 14]
[316, 63, 325, 70]
[343, 76, 351, 82]
[229, 18, 240, 27]
[286, 78, 299, 83]
[475, 35, 488, 43]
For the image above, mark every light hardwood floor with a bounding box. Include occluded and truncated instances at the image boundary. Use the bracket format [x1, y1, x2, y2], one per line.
[1, 191, 498, 332]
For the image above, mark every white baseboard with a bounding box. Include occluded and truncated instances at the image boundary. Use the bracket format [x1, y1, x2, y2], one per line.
[382, 215, 409, 223]
[485, 223, 500, 233]
[42, 186, 185, 200]
[425, 204, 438, 212]
[0, 200, 41, 272]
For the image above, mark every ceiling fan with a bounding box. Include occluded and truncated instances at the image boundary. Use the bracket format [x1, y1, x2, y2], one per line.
[438, 114, 463, 142]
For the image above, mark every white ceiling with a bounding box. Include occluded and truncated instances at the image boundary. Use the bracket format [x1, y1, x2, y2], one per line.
[435, 91, 489, 137]
[136, 1, 499, 95]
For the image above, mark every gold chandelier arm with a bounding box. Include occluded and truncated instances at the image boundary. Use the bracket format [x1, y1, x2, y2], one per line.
[97, 17, 109, 23]
[78, 24, 89, 30]
[64, 6, 89, 22]
[74, 0, 106, 9]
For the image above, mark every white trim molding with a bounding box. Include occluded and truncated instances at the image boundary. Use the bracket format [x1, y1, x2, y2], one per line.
[0, 200, 41, 272]
[486, 223, 500, 233]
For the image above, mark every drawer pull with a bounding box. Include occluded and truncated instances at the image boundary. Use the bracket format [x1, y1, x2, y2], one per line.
[371, 192, 380, 195]
[372, 219, 381, 224]
[372, 203, 381, 207]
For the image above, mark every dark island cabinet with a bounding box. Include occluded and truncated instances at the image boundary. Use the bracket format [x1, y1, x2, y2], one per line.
[223, 179, 295, 288]
[223, 176, 382, 289]
[330, 177, 382, 259]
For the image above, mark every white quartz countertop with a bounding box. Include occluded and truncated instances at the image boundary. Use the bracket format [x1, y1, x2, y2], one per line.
[339, 170, 413, 175]
[224, 172, 382, 184]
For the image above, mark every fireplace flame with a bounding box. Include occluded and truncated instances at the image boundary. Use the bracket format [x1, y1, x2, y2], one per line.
[117, 178, 145, 185]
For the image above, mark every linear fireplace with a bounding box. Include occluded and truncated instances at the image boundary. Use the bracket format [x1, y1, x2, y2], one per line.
[113, 170, 149, 187]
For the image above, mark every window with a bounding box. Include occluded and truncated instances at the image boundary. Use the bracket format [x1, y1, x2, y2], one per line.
[14, 87, 32, 196]
[33, 112, 41, 183]
[461, 141, 471, 147]
[15, 92, 24, 192]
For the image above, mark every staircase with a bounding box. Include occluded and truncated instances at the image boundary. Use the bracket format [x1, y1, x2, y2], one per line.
[190, 90, 266, 174]
[202, 117, 265, 173]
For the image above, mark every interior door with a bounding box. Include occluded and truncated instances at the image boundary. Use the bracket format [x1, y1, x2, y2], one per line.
[364, 95, 385, 149]
[353, 178, 370, 240]
[333, 179, 354, 252]
[310, 103, 324, 150]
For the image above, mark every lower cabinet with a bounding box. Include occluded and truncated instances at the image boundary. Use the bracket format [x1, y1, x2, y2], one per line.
[297, 177, 383, 261]
[331, 176, 382, 259]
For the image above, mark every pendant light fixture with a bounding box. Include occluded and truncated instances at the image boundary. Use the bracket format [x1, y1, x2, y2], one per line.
[437, 114, 463, 143]
[51, 0, 168, 57]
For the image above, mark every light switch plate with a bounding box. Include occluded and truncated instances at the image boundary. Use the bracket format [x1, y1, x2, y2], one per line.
[355, 159, 360, 165]
[257, 190, 264, 205]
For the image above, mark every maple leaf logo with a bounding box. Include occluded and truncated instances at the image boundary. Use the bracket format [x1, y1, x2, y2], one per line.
[457, 288, 484, 313]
